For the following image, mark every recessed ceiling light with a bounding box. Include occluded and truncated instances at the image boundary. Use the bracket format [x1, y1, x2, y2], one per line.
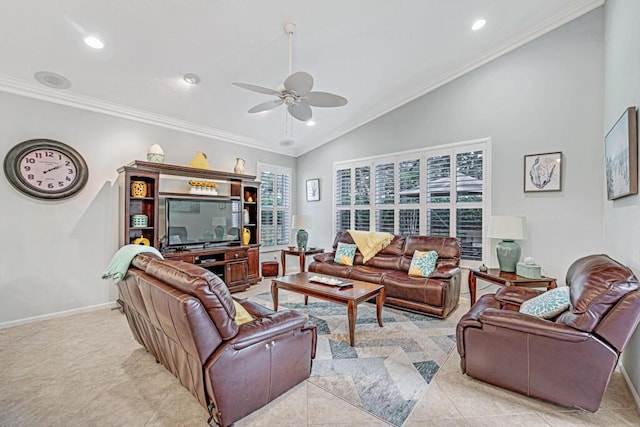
[183, 73, 201, 85]
[84, 36, 104, 49]
[279, 139, 294, 147]
[306, 120, 316, 127]
[34, 71, 71, 89]
[472, 18, 486, 31]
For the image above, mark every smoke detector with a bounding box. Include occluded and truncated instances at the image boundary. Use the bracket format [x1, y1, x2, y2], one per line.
[34, 71, 71, 89]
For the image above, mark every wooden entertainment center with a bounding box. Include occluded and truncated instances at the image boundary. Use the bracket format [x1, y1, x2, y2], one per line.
[118, 160, 260, 292]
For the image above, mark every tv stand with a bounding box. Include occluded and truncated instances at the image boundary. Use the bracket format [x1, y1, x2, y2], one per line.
[118, 161, 262, 291]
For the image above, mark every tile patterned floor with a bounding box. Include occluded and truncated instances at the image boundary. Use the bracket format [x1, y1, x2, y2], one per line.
[1, 279, 639, 426]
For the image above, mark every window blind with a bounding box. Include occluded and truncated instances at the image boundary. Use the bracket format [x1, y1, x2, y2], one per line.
[258, 165, 291, 248]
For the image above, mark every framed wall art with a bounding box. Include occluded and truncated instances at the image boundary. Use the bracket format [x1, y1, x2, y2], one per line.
[306, 178, 320, 201]
[524, 151, 562, 192]
[605, 106, 638, 200]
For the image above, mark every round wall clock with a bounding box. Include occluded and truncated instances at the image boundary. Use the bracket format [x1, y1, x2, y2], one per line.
[3, 139, 89, 200]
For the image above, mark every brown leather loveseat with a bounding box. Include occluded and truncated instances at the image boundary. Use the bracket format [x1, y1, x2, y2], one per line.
[308, 232, 462, 318]
[117, 253, 317, 427]
[457, 254, 640, 411]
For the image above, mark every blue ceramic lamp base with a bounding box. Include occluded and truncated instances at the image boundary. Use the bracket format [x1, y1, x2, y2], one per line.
[496, 239, 521, 273]
[296, 229, 308, 250]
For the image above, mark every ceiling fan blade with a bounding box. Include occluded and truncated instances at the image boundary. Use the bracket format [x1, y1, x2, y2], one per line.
[248, 99, 284, 113]
[306, 91, 348, 107]
[287, 102, 312, 122]
[232, 82, 281, 96]
[284, 71, 313, 95]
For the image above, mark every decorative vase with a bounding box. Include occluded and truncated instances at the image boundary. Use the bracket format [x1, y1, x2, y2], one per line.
[189, 151, 210, 169]
[234, 157, 246, 174]
[243, 208, 250, 225]
[146, 144, 165, 163]
[130, 181, 147, 198]
[242, 227, 251, 245]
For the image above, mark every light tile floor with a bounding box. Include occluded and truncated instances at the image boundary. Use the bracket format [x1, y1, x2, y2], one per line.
[1, 279, 638, 426]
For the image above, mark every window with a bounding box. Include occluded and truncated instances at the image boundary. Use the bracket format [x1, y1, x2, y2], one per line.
[333, 140, 489, 266]
[258, 163, 291, 249]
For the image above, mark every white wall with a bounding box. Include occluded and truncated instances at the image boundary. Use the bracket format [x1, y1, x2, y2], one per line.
[603, 0, 640, 400]
[297, 8, 605, 282]
[0, 91, 294, 325]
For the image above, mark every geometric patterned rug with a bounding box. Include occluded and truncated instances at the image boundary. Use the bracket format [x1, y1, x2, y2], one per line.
[249, 292, 457, 426]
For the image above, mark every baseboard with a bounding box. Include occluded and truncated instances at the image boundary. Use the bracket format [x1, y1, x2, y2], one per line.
[620, 363, 640, 412]
[0, 301, 118, 329]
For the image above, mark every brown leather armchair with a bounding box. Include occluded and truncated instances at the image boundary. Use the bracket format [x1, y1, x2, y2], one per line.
[118, 254, 317, 427]
[457, 254, 640, 411]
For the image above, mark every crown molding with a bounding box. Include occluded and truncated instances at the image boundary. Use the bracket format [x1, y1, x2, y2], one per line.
[0, 74, 297, 157]
[296, 0, 604, 157]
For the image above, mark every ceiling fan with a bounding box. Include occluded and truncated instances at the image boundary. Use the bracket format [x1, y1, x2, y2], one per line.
[233, 23, 347, 122]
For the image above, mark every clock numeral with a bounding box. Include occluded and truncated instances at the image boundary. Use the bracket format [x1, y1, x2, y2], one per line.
[58, 154, 63, 160]
[34, 152, 42, 159]
[68, 169, 74, 174]
[26, 158, 36, 164]
[65, 161, 70, 166]
[48, 183, 54, 189]
[58, 181, 64, 187]
[37, 180, 42, 186]
[46, 151, 54, 158]
[66, 176, 71, 182]
[24, 166, 31, 171]
[27, 174, 34, 180]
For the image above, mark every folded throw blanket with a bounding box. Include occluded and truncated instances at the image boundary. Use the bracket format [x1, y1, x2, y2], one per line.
[102, 245, 163, 284]
[347, 230, 394, 263]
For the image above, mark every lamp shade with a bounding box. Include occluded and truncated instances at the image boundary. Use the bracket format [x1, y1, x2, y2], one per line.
[292, 214, 312, 230]
[488, 216, 525, 240]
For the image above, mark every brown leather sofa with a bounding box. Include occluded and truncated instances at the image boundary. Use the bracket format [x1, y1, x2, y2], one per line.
[117, 253, 317, 427]
[457, 254, 640, 411]
[308, 232, 462, 318]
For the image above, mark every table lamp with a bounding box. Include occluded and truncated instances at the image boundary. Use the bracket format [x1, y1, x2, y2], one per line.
[488, 215, 526, 273]
[292, 214, 312, 250]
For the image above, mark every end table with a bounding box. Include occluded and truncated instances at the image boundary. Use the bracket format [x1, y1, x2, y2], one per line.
[281, 248, 324, 275]
[468, 268, 557, 305]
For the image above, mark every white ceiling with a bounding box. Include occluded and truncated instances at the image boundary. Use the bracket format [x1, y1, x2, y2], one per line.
[0, 0, 603, 157]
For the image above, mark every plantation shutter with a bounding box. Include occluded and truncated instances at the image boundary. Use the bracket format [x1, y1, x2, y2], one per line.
[455, 151, 483, 259]
[276, 173, 291, 245]
[260, 171, 275, 246]
[259, 166, 291, 248]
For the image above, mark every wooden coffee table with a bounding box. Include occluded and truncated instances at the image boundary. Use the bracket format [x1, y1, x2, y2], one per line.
[271, 272, 385, 347]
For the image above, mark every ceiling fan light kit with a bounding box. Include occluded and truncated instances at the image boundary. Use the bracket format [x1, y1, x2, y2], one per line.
[233, 22, 347, 123]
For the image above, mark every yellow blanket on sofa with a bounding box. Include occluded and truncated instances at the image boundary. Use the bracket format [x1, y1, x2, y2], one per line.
[347, 230, 394, 263]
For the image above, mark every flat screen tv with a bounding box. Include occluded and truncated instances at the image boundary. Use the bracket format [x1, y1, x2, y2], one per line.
[163, 197, 241, 250]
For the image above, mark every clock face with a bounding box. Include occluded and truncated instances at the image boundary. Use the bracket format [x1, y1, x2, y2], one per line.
[4, 139, 88, 200]
[19, 148, 78, 192]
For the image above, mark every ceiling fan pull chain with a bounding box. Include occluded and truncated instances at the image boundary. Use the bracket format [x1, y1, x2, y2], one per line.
[288, 27, 293, 76]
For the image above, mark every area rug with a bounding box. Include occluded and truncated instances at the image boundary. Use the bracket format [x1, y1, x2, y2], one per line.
[249, 292, 457, 426]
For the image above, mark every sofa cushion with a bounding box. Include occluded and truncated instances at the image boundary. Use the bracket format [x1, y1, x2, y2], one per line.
[382, 271, 445, 307]
[335, 242, 357, 266]
[408, 250, 439, 277]
[519, 287, 570, 319]
[349, 265, 387, 283]
[308, 261, 352, 278]
[233, 300, 254, 325]
[557, 254, 639, 332]
[400, 236, 461, 271]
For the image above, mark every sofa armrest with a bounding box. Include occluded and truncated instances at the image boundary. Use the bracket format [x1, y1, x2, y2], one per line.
[428, 266, 460, 280]
[494, 287, 543, 306]
[230, 310, 309, 350]
[478, 308, 591, 343]
[313, 253, 335, 263]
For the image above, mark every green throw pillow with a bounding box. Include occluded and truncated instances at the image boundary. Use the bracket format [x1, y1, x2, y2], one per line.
[519, 286, 570, 319]
[334, 242, 357, 266]
[408, 250, 439, 277]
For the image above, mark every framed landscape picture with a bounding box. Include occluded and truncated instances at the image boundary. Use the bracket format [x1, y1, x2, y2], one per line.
[524, 151, 562, 192]
[605, 106, 638, 200]
[306, 178, 320, 201]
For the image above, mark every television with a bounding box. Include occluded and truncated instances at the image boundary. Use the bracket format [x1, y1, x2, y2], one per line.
[162, 197, 241, 250]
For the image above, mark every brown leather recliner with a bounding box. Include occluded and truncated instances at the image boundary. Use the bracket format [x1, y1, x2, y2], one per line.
[457, 254, 640, 412]
[117, 253, 317, 427]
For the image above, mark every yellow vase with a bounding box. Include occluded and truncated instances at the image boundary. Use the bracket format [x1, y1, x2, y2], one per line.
[242, 227, 251, 245]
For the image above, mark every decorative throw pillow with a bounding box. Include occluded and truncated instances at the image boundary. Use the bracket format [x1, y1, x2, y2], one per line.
[233, 300, 254, 326]
[519, 286, 570, 319]
[408, 250, 439, 277]
[334, 242, 357, 266]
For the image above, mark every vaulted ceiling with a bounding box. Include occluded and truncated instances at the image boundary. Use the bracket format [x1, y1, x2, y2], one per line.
[0, 0, 603, 156]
